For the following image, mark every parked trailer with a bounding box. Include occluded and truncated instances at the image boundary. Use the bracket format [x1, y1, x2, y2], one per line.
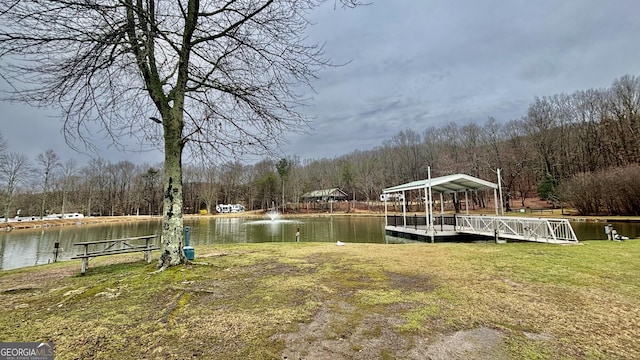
[379, 193, 404, 202]
[215, 204, 245, 213]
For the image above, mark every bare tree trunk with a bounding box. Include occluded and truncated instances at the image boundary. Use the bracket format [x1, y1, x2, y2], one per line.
[158, 113, 186, 268]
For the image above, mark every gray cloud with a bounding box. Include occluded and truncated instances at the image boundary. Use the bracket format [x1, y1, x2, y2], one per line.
[2, 0, 640, 164]
[282, 0, 640, 160]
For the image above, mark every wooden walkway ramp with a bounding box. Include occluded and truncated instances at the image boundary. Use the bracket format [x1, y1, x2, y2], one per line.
[385, 215, 579, 244]
[455, 215, 579, 244]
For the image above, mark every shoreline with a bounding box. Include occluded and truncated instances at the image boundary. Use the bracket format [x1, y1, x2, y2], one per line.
[1, 209, 639, 232]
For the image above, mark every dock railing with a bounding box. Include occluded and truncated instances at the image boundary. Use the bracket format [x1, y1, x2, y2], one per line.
[386, 214, 456, 231]
[455, 215, 579, 243]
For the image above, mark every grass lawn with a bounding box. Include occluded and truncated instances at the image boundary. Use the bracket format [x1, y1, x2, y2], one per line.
[1, 240, 638, 359]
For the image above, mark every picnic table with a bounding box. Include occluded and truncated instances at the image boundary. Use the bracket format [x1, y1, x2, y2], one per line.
[71, 235, 160, 274]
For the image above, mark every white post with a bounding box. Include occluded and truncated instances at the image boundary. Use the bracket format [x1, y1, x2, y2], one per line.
[439, 191, 444, 233]
[402, 191, 407, 228]
[424, 186, 429, 232]
[493, 188, 499, 216]
[497, 168, 504, 216]
[384, 194, 388, 228]
[465, 190, 469, 215]
[428, 166, 434, 243]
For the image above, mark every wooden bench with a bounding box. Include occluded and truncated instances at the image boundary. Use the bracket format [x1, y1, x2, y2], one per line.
[71, 235, 160, 274]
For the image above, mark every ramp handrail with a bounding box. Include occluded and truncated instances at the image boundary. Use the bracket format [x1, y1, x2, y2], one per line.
[456, 215, 579, 243]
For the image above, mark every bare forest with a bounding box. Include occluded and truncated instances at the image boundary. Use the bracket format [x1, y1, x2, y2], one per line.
[1, 74, 639, 217]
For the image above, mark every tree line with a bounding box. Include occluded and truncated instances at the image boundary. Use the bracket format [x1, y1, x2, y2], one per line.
[1, 74, 638, 218]
[283, 74, 640, 215]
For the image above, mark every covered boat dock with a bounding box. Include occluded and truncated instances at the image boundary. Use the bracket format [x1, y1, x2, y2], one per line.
[382, 172, 578, 244]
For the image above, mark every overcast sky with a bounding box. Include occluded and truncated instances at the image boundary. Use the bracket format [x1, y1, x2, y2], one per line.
[2, 0, 640, 166]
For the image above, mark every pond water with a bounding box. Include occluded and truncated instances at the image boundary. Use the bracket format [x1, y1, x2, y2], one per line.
[570, 220, 640, 241]
[0, 216, 638, 271]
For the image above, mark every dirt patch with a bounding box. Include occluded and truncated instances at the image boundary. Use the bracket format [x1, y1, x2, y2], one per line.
[0, 266, 77, 310]
[0, 266, 75, 292]
[252, 261, 310, 277]
[387, 271, 436, 292]
[275, 302, 508, 360]
[275, 302, 409, 360]
[410, 327, 508, 360]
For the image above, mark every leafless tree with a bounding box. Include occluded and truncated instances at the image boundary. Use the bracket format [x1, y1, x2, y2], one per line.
[58, 159, 79, 216]
[0, 132, 7, 155]
[439, 123, 463, 174]
[384, 129, 425, 182]
[83, 158, 110, 216]
[139, 166, 163, 216]
[523, 97, 560, 180]
[500, 119, 533, 207]
[421, 127, 440, 170]
[181, 165, 201, 214]
[0, 152, 31, 220]
[285, 155, 302, 208]
[350, 150, 382, 206]
[196, 163, 219, 215]
[571, 89, 608, 172]
[0, 0, 361, 268]
[459, 122, 483, 177]
[607, 75, 640, 164]
[219, 161, 245, 205]
[35, 149, 61, 218]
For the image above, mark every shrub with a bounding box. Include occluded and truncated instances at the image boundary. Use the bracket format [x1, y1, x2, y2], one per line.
[559, 164, 640, 215]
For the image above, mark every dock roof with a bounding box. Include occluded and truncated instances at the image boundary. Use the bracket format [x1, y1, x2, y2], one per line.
[382, 174, 497, 194]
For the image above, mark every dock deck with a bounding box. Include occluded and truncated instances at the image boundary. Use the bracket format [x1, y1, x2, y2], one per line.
[385, 214, 579, 244]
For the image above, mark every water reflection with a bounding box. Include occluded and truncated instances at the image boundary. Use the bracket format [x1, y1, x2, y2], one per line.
[569, 220, 640, 240]
[0, 217, 386, 270]
[0, 216, 638, 271]
[0, 219, 163, 270]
